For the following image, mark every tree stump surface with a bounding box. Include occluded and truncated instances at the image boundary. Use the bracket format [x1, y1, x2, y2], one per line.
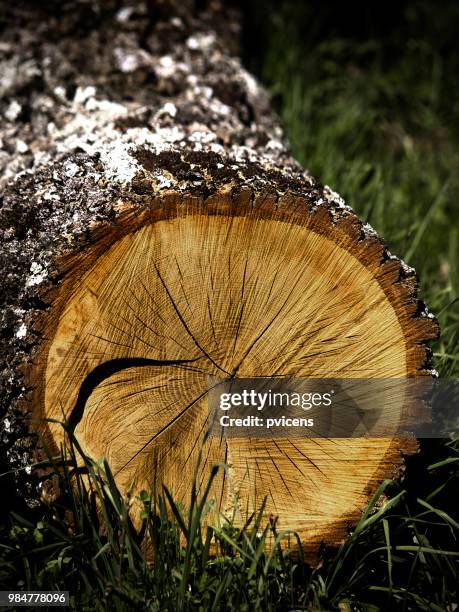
[0, 1, 438, 559]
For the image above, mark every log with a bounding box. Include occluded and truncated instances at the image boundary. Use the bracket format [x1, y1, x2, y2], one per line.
[0, 0, 438, 559]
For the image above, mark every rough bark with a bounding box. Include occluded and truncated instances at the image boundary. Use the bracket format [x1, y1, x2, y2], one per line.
[0, 0, 438, 558]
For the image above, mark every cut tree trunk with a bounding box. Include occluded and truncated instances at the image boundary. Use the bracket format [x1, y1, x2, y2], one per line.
[0, 1, 438, 561]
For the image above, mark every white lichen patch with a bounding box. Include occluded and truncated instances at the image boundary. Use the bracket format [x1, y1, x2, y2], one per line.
[16, 323, 27, 339]
[400, 260, 416, 275]
[186, 33, 216, 51]
[210, 143, 225, 154]
[162, 102, 177, 117]
[113, 47, 152, 73]
[85, 98, 128, 117]
[188, 129, 216, 144]
[42, 189, 60, 202]
[266, 139, 284, 151]
[5, 100, 22, 122]
[126, 126, 186, 150]
[231, 145, 259, 164]
[116, 6, 134, 23]
[26, 261, 48, 287]
[362, 222, 379, 238]
[156, 55, 176, 79]
[53, 85, 67, 100]
[73, 85, 96, 105]
[209, 98, 231, 117]
[16, 140, 29, 153]
[99, 141, 140, 183]
[238, 66, 262, 100]
[153, 172, 173, 189]
[64, 161, 80, 177]
[323, 185, 347, 208]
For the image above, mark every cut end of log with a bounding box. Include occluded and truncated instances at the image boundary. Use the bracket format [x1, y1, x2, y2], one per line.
[29, 188, 438, 560]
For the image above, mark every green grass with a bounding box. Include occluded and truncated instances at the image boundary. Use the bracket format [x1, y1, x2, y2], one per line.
[1, 2, 459, 610]
[259, 1, 459, 378]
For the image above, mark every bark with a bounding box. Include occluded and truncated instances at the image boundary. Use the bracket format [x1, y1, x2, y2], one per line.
[0, 0, 438, 556]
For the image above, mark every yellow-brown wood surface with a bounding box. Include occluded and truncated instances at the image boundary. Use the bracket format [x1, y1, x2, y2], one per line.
[31, 194, 437, 559]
